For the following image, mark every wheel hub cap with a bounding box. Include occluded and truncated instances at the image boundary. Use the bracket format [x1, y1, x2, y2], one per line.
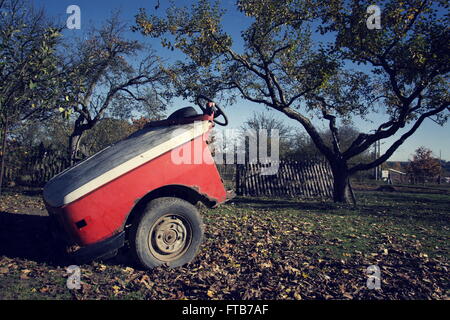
[149, 215, 192, 261]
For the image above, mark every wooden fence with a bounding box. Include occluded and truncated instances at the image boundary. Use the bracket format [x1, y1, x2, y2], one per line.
[4, 149, 334, 199]
[218, 160, 334, 199]
[3, 147, 69, 187]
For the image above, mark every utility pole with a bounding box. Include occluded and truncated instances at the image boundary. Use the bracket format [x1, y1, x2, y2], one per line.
[438, 150, 442, 185]
[378, 140, 381, 180]
[374, 140, 381, 181]
[373, 142, 377, 180]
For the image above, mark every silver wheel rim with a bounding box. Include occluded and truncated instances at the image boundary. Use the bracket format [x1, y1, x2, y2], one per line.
[148, 214, 192, 262]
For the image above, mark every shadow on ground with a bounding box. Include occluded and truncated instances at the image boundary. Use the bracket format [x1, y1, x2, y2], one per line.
[230, 192, 450, 224]
[0, 210, 134, 268]
[0, 211, 71, 266]
[230, 197, 336, 211]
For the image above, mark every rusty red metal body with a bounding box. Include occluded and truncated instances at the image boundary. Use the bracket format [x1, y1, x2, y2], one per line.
[43, 111, 227, 260]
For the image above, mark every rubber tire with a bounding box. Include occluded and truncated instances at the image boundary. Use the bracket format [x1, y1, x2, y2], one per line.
[130, 197, 204, 269]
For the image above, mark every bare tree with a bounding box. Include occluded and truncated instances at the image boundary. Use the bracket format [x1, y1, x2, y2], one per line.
[62, 13, 171, 164]
[241, 112, 293, 160]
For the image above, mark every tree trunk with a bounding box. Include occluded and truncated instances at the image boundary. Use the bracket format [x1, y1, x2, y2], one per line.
[330, 162, 355, 204]
[69, 114, 91, 166]
[69, 130, 83, 166]
[0, 116, 9, 197]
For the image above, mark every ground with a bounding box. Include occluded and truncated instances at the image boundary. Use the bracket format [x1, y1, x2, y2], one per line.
[0, 186, 448, 300]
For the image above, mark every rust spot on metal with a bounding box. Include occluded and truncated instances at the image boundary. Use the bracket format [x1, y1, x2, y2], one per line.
[184, 184, 220, 207]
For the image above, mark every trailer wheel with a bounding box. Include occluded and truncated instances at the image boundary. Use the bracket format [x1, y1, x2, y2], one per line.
[130, 197, 204, 269]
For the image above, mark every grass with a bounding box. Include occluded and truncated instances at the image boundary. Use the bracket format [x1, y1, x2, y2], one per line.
[0, 189, 449, 300]
[225, 191, 449, 255]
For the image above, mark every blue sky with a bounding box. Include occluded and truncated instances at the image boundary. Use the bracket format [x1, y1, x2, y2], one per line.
[32, 0, 450, 161]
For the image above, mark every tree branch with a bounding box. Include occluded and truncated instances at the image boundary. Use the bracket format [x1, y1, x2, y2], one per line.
[349, 101, 449, 173]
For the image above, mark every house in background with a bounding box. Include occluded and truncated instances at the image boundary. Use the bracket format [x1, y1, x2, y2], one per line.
[382, 169, 407, 184]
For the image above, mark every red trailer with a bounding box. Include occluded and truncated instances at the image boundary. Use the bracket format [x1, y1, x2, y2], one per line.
[43, 97, 231, 269]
